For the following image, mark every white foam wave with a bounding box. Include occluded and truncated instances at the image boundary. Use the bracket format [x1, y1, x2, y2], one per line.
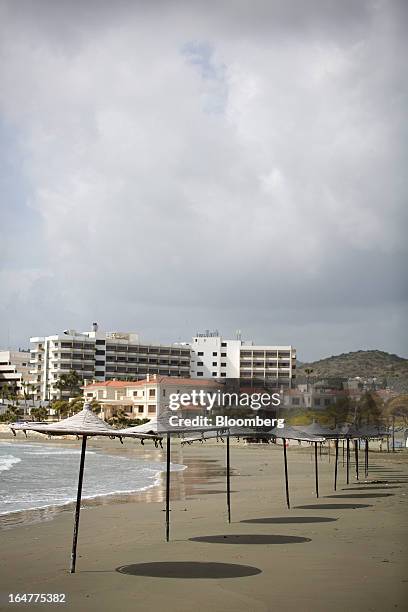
[0, 455, 22, 472]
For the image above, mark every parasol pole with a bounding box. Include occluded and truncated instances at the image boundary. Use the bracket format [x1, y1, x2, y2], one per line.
[334, 439, 339, 491]
[166, 433, 171, 542]
[314, 442, 319, 498]
[282, 438, 290, 509]
[346, 438, 350, 485]
[355, 439, 359, 480]
[226, 435, 231, 523]
[365, 438, 369, 479]
[70, 435, 87, 574]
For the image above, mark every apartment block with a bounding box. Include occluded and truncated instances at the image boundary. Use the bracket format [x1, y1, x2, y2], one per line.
[30, 324, 191, 401]
[190, 331, 296, 387]
[0, 350, 31, 394]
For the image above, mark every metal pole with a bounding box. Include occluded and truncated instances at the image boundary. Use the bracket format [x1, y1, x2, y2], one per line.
[392, 416, 395, 452]
[328, 440, 331, 464]
[70, 435, 87, 574]
[342, 439, 345, 467]
[314, 442, 319, 498]
[354, 440, 359, 480]
[365, 439, 369, 479]
[334, 439, 339, 491]
[226, 436, 231, 523]
[283, 439, 290, 509]
[166, 433, 171, 542]
[346, 438, 350, 485]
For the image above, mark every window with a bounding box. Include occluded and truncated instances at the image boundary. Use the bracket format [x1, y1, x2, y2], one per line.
[198, 351, 204, 356]
[197, 372, 203, 376]
[95, 349, 105, 355]
[95, 361, 105, 367]
[149, 388, 156, 397]
[212, 372, 217, 376]
[212, 352, 217, 356]
[148, 405, 156, 413]
[221, 352, 226, 357]
[221, 373, 226, 377]
[197, 361, 203, 366]
[221, 342, 227, 347]
[138, 405, 144, 413]
[221, 363, 226, 367]
[163, 389, 166, 396]
[96, 340, 105, 345]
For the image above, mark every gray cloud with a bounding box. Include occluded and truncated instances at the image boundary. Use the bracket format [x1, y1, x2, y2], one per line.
[0, 0, 406, 360]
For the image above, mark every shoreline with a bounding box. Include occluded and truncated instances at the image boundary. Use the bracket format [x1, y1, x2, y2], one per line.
[0, 434, 211, 530]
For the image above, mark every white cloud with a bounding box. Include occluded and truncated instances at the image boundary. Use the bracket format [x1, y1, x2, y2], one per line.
[0, 0, 406, 358]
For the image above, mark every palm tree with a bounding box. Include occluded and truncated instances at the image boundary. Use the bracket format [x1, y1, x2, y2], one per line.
[305, 368, 314, 392]
[55, 370, 83, 399]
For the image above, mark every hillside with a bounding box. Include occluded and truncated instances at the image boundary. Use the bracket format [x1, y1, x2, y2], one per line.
[297, 350, 408, 382]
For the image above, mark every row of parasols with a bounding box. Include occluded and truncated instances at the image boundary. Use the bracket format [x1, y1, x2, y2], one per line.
[10, 404, 389, 573]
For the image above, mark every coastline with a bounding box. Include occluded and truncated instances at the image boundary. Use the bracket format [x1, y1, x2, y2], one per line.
[0, 433, 190, 529]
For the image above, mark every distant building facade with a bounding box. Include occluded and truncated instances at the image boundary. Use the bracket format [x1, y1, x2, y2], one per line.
[30, 324, 191, 401]
[29, 325, 297, 401]
[190, 331, 296, 387]
[83, 375, 222, 420]
[0, 350, 31, 395]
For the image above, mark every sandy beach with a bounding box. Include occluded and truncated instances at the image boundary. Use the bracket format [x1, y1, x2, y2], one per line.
[0, 436, 407, 612]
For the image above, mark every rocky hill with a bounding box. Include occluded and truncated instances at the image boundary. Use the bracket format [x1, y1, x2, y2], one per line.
[297, 350, 408, 383]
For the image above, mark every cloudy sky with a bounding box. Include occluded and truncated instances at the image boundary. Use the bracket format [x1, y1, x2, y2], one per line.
[0, 0, 406, 361]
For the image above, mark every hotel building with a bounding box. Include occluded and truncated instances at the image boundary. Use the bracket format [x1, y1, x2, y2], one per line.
[30, 325, 191, 401]
[190, 331, 296, 387]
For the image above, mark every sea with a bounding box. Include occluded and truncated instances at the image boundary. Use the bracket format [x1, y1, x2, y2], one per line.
[0, 440, 184, 517]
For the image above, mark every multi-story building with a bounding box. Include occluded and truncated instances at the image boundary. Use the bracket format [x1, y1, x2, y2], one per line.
[190, 331, 296, 387]
[83, 375, 222, 420]
[0, 350, 31, 395]
[30, 324, 191, 401]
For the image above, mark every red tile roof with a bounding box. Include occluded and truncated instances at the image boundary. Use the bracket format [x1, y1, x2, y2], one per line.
[83, 376, 223, 389]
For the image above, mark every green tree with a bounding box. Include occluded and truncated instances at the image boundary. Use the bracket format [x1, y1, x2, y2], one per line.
[31, 406, 49, 421]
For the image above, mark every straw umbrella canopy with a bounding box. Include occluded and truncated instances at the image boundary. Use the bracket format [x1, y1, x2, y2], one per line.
[11, 403, 160, 573]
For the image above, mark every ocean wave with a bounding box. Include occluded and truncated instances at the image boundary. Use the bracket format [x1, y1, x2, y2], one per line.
[0, 455, 22, 472]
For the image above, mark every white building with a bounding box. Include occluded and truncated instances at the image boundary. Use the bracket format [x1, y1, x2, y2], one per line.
[190, 331, 296, 386]
[0, 350, 31, 395]
[30, 324, 191, 401]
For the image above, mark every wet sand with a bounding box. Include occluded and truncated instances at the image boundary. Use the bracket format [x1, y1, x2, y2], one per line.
[0, 438, 407, 611]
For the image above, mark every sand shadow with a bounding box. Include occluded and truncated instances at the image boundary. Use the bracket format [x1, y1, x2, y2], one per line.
[116, 561, 262, 579]
[342, 486, 401, 491]
[241, 516, 338, 524]
[325, 493, 394, 499]
[189, 534, 311, 544]
[296, 503, 371, 510]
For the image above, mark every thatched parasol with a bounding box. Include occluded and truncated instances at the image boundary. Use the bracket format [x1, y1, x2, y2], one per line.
[11, 403, 160, 573]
